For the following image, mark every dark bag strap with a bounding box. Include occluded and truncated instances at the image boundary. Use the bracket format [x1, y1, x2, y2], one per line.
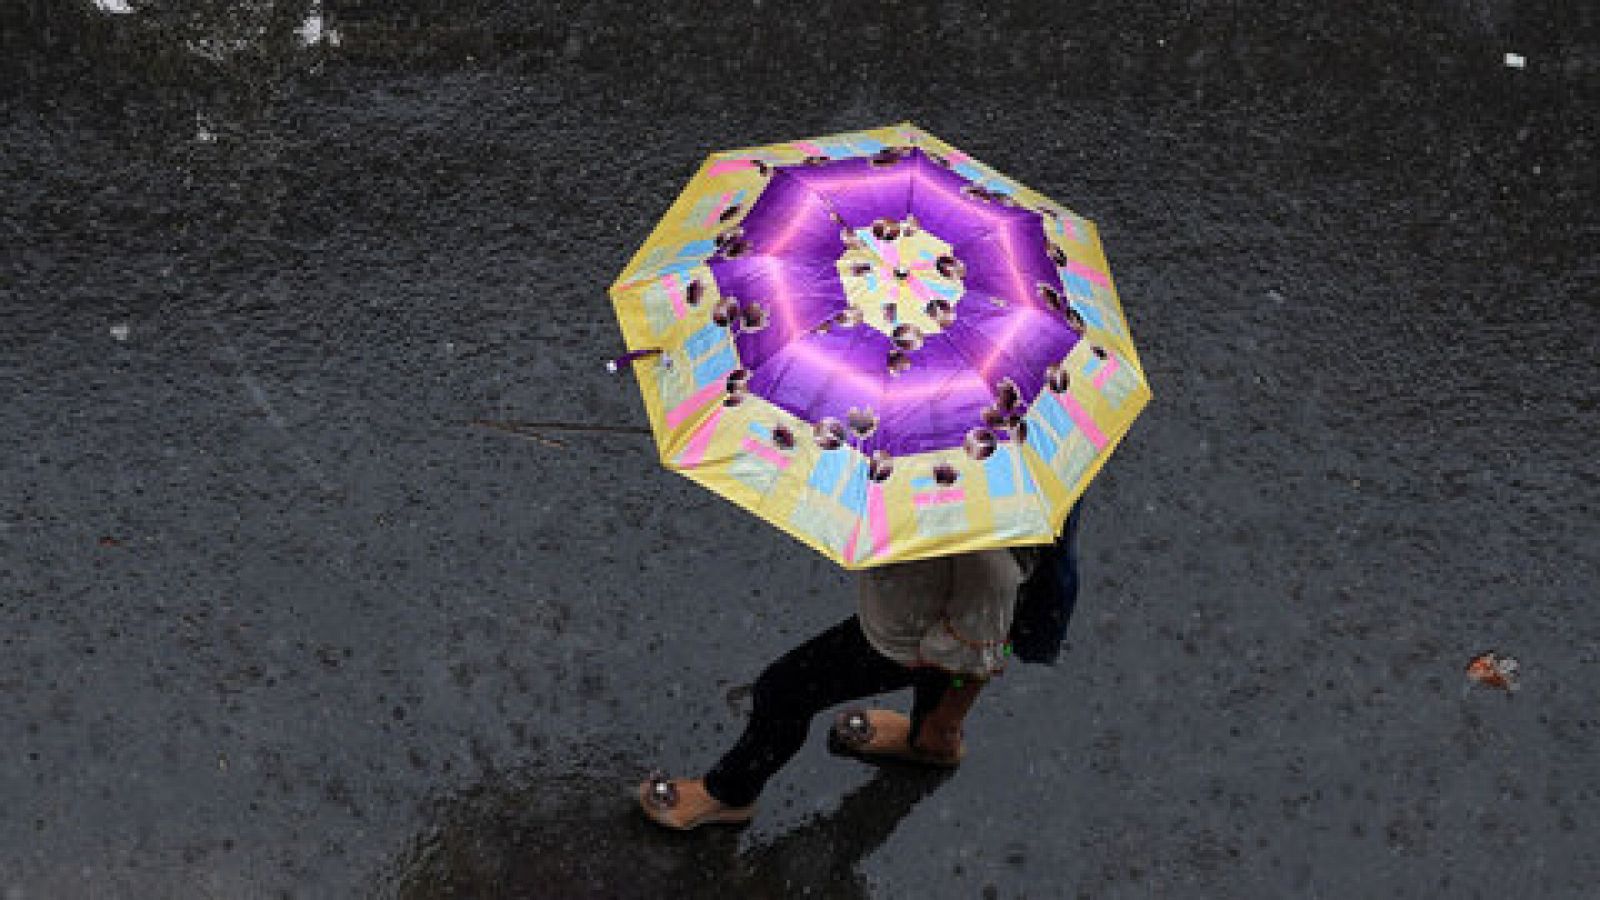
[1007, 501, 1084, 665]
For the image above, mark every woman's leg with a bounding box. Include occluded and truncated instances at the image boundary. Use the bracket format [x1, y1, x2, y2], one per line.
[702, 615, 920, 807]
[910, 675, 985, 757]
[906, 667, 952, 746]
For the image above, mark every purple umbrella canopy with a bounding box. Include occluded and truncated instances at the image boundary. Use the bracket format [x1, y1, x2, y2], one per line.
[611, 124, 1149, 568]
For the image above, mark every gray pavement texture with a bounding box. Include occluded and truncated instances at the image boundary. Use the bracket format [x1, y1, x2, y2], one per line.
[3, 1, 1598, 898]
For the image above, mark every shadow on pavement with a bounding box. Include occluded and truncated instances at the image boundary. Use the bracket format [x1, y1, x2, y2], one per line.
[383, 758, 953, 899]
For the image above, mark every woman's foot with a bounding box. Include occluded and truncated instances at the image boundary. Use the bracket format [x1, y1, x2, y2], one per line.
[637, 774, 756, 831]
[828, 708, 965, 767]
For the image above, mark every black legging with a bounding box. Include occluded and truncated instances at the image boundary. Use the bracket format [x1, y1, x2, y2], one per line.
[703, 614, 951, 808]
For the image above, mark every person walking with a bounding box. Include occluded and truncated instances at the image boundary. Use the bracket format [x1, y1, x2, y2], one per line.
[638, 547, 1032, 831]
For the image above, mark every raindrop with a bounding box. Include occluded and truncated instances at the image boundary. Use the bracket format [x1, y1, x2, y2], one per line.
[297, 2, 325, 46]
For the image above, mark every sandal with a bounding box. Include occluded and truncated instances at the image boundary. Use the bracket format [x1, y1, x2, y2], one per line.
[637, 773, 757, 831]
[827, 708, 966, 767]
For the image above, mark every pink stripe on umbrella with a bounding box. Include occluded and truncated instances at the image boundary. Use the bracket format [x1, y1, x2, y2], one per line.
[904, 274, 941, 306]
[1056, 393, 1107, 449]
[875, 241, 938, 305]
[867, 481, 891, 557]
[914, 488, 967, 507]
[1064, 260, 1110, 288]
[700, 191, 738, 227]
[676, 405, 725, 467]
[846, 479, 894, 564]
[877, 239, 902, 269]
[1091, 353, 1121, 390]
[739, 437, 792, 469]
[705, 158, 756, 178]
[663, 273, 688, 318]
[666, 380, 725, 429]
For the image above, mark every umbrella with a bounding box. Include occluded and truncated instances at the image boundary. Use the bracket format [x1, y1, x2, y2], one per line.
[608, 123, 1149, 568]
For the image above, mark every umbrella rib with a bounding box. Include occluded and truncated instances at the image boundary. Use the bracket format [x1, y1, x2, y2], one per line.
[906, 158, 1003, 249]
[721, 167, 856, 376]
[1023, 444, 1068, 540]
[767, 165, 846, 235]
[934, 314, 1011, 436]
[733, 252, 846, 344]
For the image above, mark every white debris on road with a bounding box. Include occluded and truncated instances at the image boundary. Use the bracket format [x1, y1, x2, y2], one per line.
[92, 0, 133, 13]
[110, 323, 130, 341]
[298, 2, 340, 47]
[1504, 52, 1526, 69]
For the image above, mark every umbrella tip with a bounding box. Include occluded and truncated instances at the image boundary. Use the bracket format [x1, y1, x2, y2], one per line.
[606, 347, 663, 374]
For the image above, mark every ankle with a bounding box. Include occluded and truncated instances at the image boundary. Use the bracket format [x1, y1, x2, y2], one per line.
[914, 726, 963, 755]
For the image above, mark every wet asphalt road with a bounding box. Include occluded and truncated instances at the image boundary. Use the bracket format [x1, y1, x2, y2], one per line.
[3, 2, 1598, 897]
